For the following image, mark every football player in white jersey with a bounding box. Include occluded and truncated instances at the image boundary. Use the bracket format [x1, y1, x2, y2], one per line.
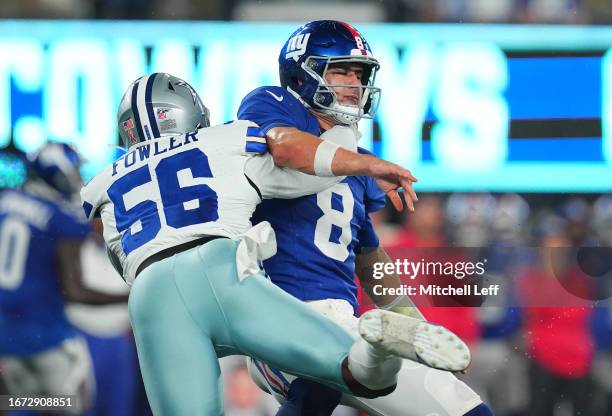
[80, 72, 465, 415]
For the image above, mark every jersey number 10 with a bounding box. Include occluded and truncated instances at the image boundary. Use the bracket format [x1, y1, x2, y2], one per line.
[0, 218, 30, 290]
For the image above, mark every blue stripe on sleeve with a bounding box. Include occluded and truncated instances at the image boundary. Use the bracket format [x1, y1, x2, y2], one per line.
[245, 141, 268, 154]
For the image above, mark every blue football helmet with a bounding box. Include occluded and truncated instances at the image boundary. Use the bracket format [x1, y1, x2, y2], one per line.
[28, 142, 83, 199]
[279, 20, 381, 125]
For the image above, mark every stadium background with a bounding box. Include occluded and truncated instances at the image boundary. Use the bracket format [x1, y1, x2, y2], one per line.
[1, 0, 612, 415]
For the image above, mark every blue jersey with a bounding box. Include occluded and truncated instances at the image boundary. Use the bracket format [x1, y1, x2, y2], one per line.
[0, 186, 89, 356]
[239, 86, 385, 311]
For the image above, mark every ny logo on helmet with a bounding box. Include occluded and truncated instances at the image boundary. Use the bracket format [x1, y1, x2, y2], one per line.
[285, 33, 311, 62]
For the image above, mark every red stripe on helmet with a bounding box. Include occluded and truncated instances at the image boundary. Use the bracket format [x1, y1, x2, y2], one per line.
[338, 21, 360, 38]
[338, 21, 366, 54]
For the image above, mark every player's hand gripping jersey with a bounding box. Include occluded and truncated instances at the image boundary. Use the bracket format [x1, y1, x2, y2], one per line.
[81, 120, 342, 283]
[239, 86, 385, 310]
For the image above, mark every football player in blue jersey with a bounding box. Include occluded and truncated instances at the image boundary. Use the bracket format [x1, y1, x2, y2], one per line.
[238, 20, 493, 416]
[0, 143, 129, 415]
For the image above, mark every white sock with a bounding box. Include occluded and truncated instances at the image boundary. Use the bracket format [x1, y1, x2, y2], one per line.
[347, 338, 402, 390]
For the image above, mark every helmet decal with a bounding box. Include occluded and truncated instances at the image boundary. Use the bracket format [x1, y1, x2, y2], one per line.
[130, 73, 161, 141]
[122, 118, 138, 146]
[285, 33, 311, 62]
[338, 21, 368, 56]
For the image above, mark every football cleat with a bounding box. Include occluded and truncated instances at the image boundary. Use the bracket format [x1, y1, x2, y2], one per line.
[358, 309, 471, 372]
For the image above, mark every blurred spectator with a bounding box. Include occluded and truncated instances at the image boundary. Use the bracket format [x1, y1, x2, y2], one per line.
[233, 0, 383, 22]
[591, 195, 612, 246]
[369, 209, 397, 246]
[591, 302, 612, 414]
[92, 0, 150, 19]
[438, 0, 515, 22]
[225, 365, 271, 416]
[463, 194, 530, 416]
[585, 0, 612, 23]
[392, 193, 446, 247]
[588, 196, 612, 414]
[0, 0, 93, 18]
[381, 0, 426, 22]
[386, 193, 482, 345]
[492, 193, 530, 244]
[446, 193, 496, 247]
[518, 229, 596, 416]
[221, 357, 279, 415]
[515, 0, 589, 24]
[558, 197, 591, 245]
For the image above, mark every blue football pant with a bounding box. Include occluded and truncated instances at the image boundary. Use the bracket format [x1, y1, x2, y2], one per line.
[128, 238, 355, 415]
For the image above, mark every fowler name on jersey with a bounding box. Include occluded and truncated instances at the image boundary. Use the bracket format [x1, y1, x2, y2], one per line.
[111, 131, 199, 177]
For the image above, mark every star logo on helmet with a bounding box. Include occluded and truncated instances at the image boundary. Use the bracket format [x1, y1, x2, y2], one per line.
[175, 80, 198, 105]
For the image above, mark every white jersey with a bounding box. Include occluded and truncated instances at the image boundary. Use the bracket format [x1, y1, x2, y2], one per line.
[81, 121, 341, 284]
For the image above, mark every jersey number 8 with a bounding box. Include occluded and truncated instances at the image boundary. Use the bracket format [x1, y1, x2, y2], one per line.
[314, 183, 354, 262]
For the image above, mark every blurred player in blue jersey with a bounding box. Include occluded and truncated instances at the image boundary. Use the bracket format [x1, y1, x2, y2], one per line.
[80, 72, 454, 415]
[0, 143, 129, 415]
[238, 20, 493, 416]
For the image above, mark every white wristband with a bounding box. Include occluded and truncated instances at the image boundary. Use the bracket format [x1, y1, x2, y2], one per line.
[314, 140, 339, 177]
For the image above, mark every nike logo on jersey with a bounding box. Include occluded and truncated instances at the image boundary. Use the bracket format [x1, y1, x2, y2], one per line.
[266, 90, 284, 102]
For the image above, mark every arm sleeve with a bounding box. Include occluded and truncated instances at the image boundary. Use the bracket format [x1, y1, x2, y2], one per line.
[244, 155, 342, 199]
[356, 214, 380, 252]
[243, 124, 269, 155]
[237, 87, 307, 134]
[80, 174, 106, 220]
[243, 124, 363, 198]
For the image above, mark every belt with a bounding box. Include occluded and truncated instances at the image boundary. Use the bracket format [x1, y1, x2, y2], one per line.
[135, 235, 226, 278]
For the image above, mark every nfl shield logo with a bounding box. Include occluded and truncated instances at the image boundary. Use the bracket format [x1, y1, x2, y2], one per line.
[157, 109, 168, 120]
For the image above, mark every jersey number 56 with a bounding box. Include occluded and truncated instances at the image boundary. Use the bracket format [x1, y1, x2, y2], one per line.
[107, 149, 218, 255]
